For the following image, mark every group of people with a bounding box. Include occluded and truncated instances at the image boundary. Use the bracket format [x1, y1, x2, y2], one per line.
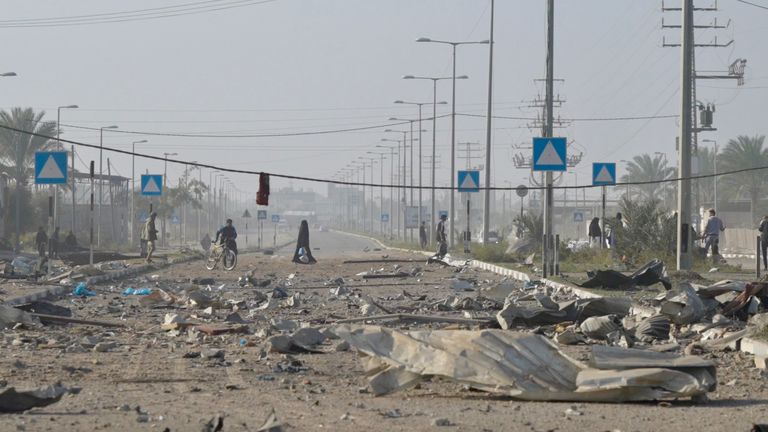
[587, 208, 728, 262]
[139, 212, 238, 265]
[34, 226, 78, 259]
[587, 213, 625, 249]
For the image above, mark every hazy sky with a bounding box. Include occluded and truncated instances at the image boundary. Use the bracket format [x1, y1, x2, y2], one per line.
[1, 0, 766, 202]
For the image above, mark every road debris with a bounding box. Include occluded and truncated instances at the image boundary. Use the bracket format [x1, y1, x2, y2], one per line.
[0, 383, 78, 413]
[335, 324, 716, 401]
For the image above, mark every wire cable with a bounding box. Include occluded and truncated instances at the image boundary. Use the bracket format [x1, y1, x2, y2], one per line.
[0, 0, 279, 28]
[2, 122, 767, 192]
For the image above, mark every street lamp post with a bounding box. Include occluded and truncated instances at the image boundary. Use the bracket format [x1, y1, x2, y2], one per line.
[130, 139, 148, 245]
[416, 37, 489, 249]
[381, 138, 405, 239]
[57, 105, 78, 235]
[404, 75, 464, 246]
[385, 129, 414, 241]
[162, 152, 178, 248]
[98, 125, 118, 247]
[368, 151, 387, 235]
[394, 100, 448, 242]
[376, 144, 398, 239]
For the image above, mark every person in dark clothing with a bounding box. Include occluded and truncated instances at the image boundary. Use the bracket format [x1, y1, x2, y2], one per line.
[35, 227, 48, 258]
[49, 227, 60, 258]
[64, 231, 77, 250]
[434, 214, 448, 259]
[141, 212, 158, 263]
[759, 215, 768, 270]
[215, 218, 238, 254]
[419, 222, 427, 249]
[292, 220, 317, 264]
[588, 217, 601, 247]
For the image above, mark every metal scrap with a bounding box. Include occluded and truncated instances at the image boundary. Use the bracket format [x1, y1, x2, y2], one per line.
[334, 324, 715, 402]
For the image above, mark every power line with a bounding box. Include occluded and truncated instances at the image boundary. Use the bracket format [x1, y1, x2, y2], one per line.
[0, 0, 280, 28]
[734, 0, 768, 10]
[1, 122, 765, 193]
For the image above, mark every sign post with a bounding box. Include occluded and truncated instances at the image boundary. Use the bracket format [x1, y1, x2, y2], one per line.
[592, 163, 617, 249]
[271, 214, 280, 247]
[242, 209, 252, 247]
[35, 151, 68, 276]
[515, 185, 528, 229]
[458, 170, 480, 254]
[533, 137, 567, 277]
[257, 210, 267, 249]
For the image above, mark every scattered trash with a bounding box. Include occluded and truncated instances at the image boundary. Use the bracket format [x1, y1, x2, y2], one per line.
[122, 287, 152, 296]
[580, 260, 671, 291]
[72, 282, 96, 297]
[257, 409, 284, 432]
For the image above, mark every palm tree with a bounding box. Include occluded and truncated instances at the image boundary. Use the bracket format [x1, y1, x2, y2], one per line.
[619, 153, 676, 203]
[695, 146, 717, 207]
[718, 135, 768, 222]
[0, 108, 57, 186]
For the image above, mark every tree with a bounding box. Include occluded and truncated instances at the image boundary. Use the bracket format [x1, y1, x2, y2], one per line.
[695, 146, 717, 207]
[619, 153, 676, 204]
[718, 135, 768, 222]
[0, 108, 57, 186]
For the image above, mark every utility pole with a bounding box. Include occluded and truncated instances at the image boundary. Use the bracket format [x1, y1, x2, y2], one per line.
[543, 0, 555, 277]
[676, 0, 694, 270]
[482, 0, 495, 244]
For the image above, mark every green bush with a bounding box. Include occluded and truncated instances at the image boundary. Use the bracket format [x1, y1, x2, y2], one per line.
[473, 242, 511, 263]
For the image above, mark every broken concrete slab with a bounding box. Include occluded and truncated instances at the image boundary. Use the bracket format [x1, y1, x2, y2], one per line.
[334, 324, 715, 402]
[0, 382, 77, 413]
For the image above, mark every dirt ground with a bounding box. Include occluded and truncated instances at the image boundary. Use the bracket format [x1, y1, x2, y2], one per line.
[0, 243, 767, 432]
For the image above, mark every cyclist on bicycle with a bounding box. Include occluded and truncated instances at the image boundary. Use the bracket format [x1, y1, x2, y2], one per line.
[214, 218, 238, 255]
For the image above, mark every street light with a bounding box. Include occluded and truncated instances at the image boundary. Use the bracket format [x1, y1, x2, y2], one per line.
[394, 100, 447, 242]
[376, 145, 400, 240]
[368, 151, 388, 235]
[403, 74, 466, 246]
[129, 140, 148, 245]
[56, 105, 77, 234]
[389, 116, 429, 241]
[97, 125, 118, 247]
[416, 37, 488, 249]
[162, 152, 178, 247]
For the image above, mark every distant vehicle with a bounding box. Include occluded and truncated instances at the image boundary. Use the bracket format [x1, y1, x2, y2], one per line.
[319, 225, 328, 232]
[476, 230, 501, 244]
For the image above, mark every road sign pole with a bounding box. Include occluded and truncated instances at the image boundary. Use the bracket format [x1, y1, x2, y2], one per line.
[246, 221, 248, 247]
[601, 186, 606, 249]
[89, 161, 94, 266]
[465, 195, 471, 253]
[48, 195, 54, 277]
[274, 222, 277, 247]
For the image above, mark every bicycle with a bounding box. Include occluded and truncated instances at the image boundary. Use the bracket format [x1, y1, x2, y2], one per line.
[206, 240, 237, 271]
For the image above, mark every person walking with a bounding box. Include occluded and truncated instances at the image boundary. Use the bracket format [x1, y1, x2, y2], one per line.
[49, 227, 60, 258]
[419, 222, 427, 249]
[759, 215, 768, 270]
[703, 208, 725, 263]
[434, 214, 448, 259]
[141, 212, 159, 264]
[588, 217, 601, 248]
[35, 227, 48, 258]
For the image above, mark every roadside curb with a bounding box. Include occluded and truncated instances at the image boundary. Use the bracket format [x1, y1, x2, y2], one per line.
[334, 230, 601, 299]
[86, 253, 202, 285]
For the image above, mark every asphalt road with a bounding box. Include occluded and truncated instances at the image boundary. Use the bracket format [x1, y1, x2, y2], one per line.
[277, 229, 383, 258]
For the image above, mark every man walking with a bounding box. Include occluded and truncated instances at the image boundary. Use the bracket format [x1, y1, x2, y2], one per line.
[759, 215, 768, 270]
[419, 221, 427, 249]
[435, 214, 448, 259]
[703, 208, 725, 263]
[35, 227, 48, 258]
[141, 212, 158, 264]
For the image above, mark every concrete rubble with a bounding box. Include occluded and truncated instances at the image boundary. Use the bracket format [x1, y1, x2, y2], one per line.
[1, 247, 767, 429]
